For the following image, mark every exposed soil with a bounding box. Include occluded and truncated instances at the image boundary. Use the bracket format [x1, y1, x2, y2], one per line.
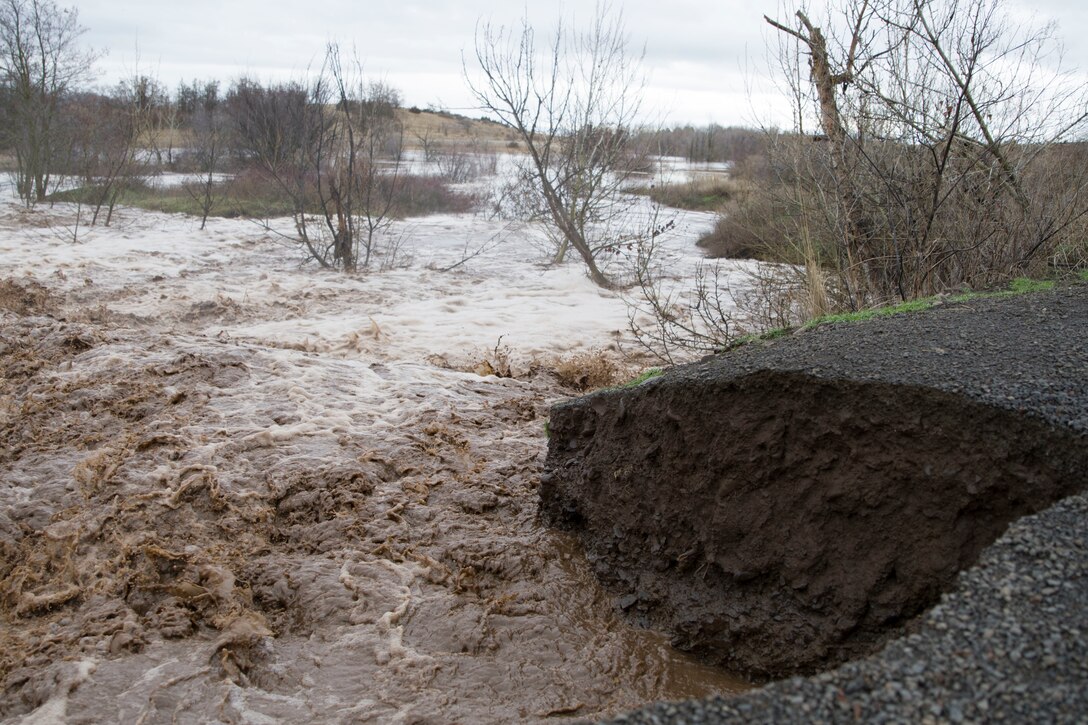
[542, 284, 1088, 680]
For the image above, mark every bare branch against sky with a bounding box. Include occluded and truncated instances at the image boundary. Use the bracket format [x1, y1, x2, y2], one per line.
[71, 0, 1088, 127]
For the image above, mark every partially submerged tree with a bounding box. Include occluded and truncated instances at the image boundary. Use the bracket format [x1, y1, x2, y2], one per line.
[226, 47, 406, 272]
[66, 92, 131, 226]
[227, 75, 339, 264]
[467, 4, 647, 288]
[323, 57, 406, 270]
[0, 0, 95, 204]
[181, 80, 227, 229]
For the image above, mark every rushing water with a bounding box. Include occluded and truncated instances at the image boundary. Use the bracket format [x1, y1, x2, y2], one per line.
[0, 181, 747, 723]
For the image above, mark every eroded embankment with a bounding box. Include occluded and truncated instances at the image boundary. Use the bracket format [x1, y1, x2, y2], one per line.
[542, 284, 1088, 680]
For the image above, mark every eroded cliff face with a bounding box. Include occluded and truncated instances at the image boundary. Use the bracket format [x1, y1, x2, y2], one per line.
[541, 369, 1088, 679]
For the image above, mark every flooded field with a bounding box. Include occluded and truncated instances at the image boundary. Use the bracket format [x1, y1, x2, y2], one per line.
[0, 193, 750, 722]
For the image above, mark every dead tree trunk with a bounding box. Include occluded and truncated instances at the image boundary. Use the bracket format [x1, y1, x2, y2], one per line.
[767, 7, 880, 306]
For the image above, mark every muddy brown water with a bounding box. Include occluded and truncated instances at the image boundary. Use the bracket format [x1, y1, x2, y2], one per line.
[0, 310, 746, 723]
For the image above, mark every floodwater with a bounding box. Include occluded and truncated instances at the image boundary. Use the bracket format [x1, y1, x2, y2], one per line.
[0, 193, 749, 723]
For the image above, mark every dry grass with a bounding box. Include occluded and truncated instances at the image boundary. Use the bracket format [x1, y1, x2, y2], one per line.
[553, 350, 624, 391]
[137, 127, 191, 150]
[461, 342, 626, 392]
[124, 109, 517, 157]
[398, 109, 520, 153]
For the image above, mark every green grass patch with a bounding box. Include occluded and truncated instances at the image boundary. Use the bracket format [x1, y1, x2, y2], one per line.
[628, 179, 737, 212]
[947, 290, 987, 303]
[619, 367, 664, 388]
[1007, 277, 1055, 293]
[802, 298, 934, 329]
[1079, 269, 1088, 282]
[598, 367, 664, 392]
[729, 326, 790, 349]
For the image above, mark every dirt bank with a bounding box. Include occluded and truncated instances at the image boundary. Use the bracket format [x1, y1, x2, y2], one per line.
[542, 284, 1088, 679]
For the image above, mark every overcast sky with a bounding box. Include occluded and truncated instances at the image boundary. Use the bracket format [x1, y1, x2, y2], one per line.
[75, 0, 1088, 128]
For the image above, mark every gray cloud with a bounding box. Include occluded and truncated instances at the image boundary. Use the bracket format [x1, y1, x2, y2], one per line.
[75, 0, 1086, 127]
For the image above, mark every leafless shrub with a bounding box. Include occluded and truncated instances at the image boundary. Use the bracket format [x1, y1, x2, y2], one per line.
[473, 336, 514, 378]
[446, 151, 499, 183]
[429, 223, 509, 274]
[180, 81, 226, 229]
[696, 215, 769, 261]
[762, 0, 1088, 307]
[376, 226, 413, 272]
[390, 174, 481, 216]
[627, 214, 825, 364]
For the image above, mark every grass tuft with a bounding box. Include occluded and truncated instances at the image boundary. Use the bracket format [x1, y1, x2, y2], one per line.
[1008, 277, 1055, 294]
[615, 367, 663, 389]
[553, 350, 623, 391]
[802, 299, 934, 329]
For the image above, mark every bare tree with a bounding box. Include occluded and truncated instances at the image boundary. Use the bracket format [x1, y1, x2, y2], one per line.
[226, 48, 407, 272]
[67, 92, 130, 226]
[227, 75, 339, 265]
[467, 4, 647, 288]
[0, 0, 96, 204]
[763, 0, 1088, 305]
[324, 60, 406, 270]
[182, 81, 226, 229]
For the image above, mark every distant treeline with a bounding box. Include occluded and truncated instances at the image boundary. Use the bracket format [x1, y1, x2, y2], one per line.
[631, 125, 766, 164]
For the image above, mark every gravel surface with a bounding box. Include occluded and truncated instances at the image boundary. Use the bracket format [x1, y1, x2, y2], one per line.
[677, 283, 1088, 435]
[605, 283, 1088, 723]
